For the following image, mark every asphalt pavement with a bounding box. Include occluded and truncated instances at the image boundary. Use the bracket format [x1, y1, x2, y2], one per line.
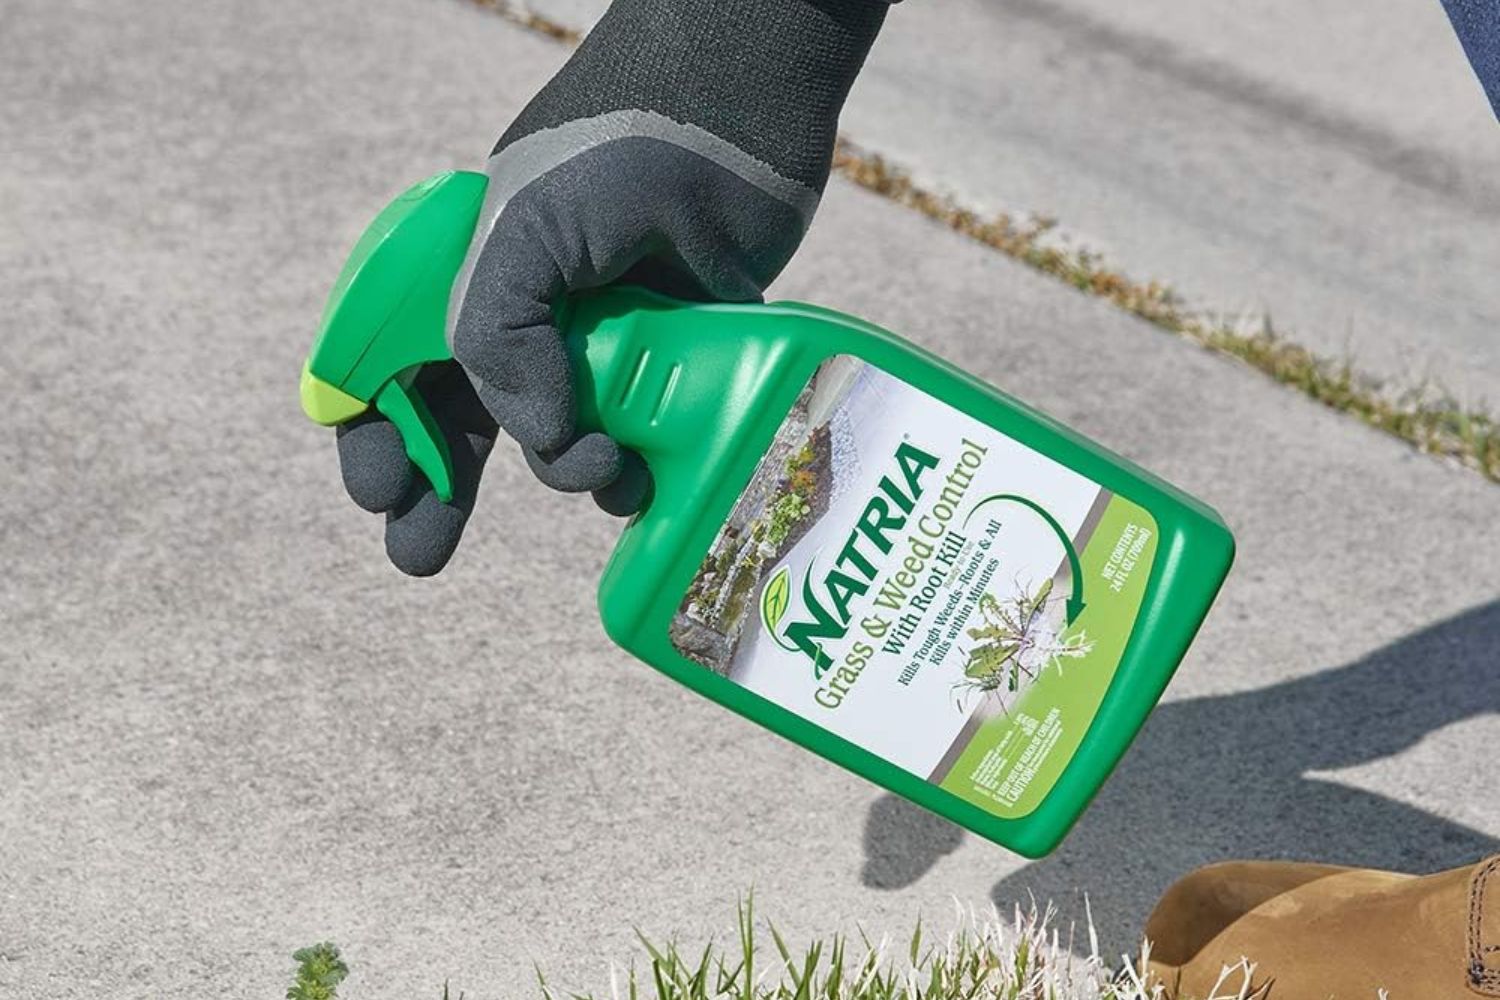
[2, 1, 1497, 997]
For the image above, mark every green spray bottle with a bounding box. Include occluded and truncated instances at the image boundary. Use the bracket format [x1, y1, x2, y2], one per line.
[302, 171, 1234, 858]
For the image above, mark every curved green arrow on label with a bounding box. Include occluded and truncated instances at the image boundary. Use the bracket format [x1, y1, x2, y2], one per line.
[964, 493, 1087, 622]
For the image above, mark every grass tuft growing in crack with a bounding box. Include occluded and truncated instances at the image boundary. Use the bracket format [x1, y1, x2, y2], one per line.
[464, 0, 1500, 484]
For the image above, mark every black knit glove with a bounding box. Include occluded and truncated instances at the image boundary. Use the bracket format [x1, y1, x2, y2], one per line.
[338, 0, 890, 576]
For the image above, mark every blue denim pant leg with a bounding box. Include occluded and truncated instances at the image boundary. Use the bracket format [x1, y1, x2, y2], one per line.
[1441, 0, 1500, 120]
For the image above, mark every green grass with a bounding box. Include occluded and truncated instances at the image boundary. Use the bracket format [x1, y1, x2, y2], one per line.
[290, 897, 1272, 1000]
[534, 897, 1266, 1000]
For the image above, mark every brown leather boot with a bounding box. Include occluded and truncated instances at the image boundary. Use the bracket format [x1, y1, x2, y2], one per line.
[1141, 856, 1500, 998]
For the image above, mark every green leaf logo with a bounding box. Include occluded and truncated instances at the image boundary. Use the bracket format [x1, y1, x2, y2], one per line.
[760, 567, 791, 636]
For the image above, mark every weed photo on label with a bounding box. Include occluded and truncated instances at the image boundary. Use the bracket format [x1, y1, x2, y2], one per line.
[303, 172, 1235, 857]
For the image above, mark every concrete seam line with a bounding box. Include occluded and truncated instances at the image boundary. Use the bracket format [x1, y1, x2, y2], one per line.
[459, 0, 1500, 486]
[467, 0, 582, 42]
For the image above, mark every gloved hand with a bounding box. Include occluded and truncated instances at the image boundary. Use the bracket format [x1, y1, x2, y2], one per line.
[339, 0, 890, 577]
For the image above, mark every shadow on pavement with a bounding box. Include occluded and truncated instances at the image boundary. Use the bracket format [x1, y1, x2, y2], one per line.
[861, 599, 1500, 950]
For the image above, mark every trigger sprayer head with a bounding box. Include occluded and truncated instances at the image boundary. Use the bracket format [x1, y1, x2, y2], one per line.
[301, 169, 490, 502]
[300, 361, 368, 426]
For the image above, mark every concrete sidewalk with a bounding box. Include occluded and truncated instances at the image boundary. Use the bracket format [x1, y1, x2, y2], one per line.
[1, 1, 1497, 997]
[534, 0, 1500, 399]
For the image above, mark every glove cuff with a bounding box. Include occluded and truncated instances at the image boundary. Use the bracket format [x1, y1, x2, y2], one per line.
[495, 0, 890, 191]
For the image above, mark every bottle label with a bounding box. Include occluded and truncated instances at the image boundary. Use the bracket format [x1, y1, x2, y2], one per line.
[668, 356, 1158, 819]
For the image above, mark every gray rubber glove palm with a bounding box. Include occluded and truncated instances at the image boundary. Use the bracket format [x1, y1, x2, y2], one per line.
[338, 0, 890, 576]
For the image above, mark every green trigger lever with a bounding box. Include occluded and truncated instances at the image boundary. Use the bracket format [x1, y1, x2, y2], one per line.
[300, 170, 491, 503]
